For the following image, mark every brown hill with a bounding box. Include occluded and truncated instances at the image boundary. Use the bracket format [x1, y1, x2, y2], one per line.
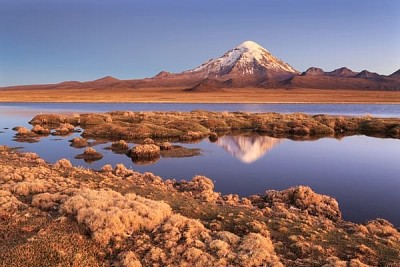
[389, 69, 400, 78]
[185, 79, 230, 92]
[325, 67, 358, 77]
[302, 67, 325, 76]
[285, 75, 400, 90]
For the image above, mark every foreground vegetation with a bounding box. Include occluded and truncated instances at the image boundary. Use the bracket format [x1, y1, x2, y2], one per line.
[0, 146, 399, 266]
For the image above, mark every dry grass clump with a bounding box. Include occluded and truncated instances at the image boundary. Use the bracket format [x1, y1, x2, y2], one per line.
[265, 186, 341, 221]
[365, 219, 400, 241]
[182, 131, 207, 141]
[0, 189, 26, 214]
[16, 152, 46, 165]
[70, 137, 89, 148]
[79, 113, 112, 125]
[83, 147, 97, 156]
[0, 162, 78, 199]
[144, 214, 214, 266]
[309, 123, 335, 135]
[237, 233, 283, 267]
[142, 138, 155, 144]
[75, 147, 103, 162]
[108, 140, 130, 154]
[29, 114, 67, 125]
[348, 259, 371, 267]
[113, 164, 134, 177]
[101, 164, 113, 172]
[62, 123, 75, 131]
[22, 152, 40, 160]
[16, 126, 30, 135]
[11, 180, 48, 196]
[111, 140, 129, 150]
[129, 144, 160, 159]
[158, 141, 172, 150]
[61, 189, 172, 245]
[177, 175, 220, 202]
[200, 118, 230, 131]
[355, 244, 377, 265]
[222, 194, 241, 205]
[322, 256, 349, 267]
[142, 214, 283, 267]
[117, 251, 142, 267]
[31, 124, 50, 135]
[122, 111, 135, 118]
[53, 123, 75, 135]
[53, 158, 73, 169]
[31, 192, 70, 210]
[322, 257, 370, 267]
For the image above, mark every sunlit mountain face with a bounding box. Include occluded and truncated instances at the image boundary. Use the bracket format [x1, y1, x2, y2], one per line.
[215, 135, 283, 163]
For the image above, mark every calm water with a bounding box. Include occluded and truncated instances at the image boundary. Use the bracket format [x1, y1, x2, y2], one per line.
[1, 102, 400, 226]
[1, 102, 400, 117]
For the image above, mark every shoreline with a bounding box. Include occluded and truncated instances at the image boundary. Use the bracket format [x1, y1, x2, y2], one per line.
[1, 146, 399, 266]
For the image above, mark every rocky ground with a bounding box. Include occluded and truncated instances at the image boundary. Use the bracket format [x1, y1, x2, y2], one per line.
[0, 146, 399, 266]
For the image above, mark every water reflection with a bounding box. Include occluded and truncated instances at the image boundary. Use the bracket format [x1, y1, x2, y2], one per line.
[215, 135, 283, 163]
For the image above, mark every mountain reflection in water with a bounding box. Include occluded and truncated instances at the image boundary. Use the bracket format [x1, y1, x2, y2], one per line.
[215, 135, 283, 163]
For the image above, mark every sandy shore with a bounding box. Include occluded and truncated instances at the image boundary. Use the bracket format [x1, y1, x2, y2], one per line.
[0, 87, 400, 103]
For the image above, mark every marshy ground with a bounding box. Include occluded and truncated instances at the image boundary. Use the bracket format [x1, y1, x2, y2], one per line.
[27, 110, 400, 142]
[2, 111, 400, 266]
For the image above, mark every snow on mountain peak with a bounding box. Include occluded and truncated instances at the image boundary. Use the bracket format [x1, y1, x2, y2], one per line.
[186, 40, 298, 77]
[237, 41, 265, 52]
[235, 41, 267, 62]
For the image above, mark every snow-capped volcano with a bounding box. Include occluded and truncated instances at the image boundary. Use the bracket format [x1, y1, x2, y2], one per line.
[184, 41, 299, 79]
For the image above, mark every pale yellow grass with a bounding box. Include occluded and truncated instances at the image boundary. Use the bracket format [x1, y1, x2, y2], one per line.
[0, 87, 399, 103]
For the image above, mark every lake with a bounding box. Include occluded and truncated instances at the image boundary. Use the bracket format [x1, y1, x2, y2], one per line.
[1, 102, 400, 226]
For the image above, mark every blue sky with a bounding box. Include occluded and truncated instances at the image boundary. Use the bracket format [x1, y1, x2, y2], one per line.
[1, 0, 399, 86]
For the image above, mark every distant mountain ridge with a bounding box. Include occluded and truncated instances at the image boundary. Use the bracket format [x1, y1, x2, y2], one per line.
[1, 40, 399, 91]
